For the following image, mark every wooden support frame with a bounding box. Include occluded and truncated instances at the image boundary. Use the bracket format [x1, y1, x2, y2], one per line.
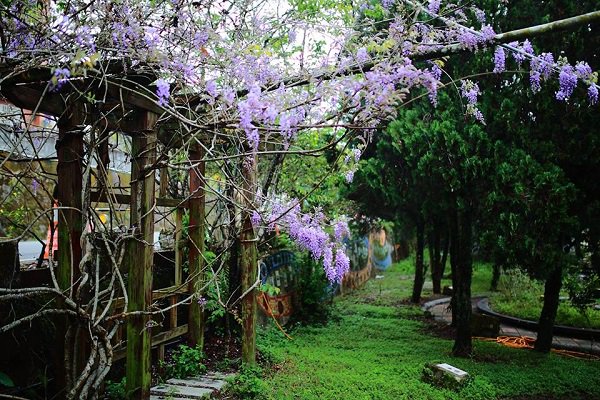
[188, 145, 206, 349]
[240, 155, 258, 365]
[125, 112, 158, 400]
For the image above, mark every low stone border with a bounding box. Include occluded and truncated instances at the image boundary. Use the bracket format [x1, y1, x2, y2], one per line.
[421, 297, 452, 315]
[477, 298, 600, 341]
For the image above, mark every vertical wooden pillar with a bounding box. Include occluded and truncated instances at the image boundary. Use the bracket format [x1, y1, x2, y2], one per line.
[55, 105, 84, 396]
[170, 208, 184, 329]
[56, 107, 84, 294]
[125, 112, 158, 400]
[188, 145, 206, 349]
[240, 155, 258, 365]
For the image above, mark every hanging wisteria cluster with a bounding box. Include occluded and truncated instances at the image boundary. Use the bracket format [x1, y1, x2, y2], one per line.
[1, 0, 598, 284]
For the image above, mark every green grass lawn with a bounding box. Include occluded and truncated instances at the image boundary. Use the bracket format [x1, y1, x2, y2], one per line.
[256, 260, 600, 400]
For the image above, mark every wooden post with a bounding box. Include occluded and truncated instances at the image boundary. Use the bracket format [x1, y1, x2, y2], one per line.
[188, 145, 206, 349]
[56, 107, 84, 295]
[170, 208, 183, 329]
[240, 155, 258, 365]
[55, 105, 84, 395]
[125, 112, 158, 400]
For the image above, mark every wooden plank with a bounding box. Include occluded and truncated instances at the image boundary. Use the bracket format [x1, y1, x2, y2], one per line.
[188, 145, 206, 349]
[90, 190, 186, 208]
[240, 154, 258, 365]
[111, 285, 189, 309]
[125, 112, 158, 400]
[114, 325, 189, 361]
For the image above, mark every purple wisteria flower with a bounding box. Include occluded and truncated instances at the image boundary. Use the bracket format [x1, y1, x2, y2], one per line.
[51, 68, 70, 91]
[356, 47, 369, 63]
[556, 65, 578, 101]
[345, 170, 355, 183]
[428, 0, 441, 15]
[473, 7, 486, 23]
[155, 78, 170, 106]
[251, 210, 261, 228]
[197, 296, 207, 308]
[381, 0, 394, 10]
[334, 220, 350, 241]
[334, 248, 350, 283]
[588, 85, 598, 105]
[493, 47, 506, 73]
[205, 80, 218, 98]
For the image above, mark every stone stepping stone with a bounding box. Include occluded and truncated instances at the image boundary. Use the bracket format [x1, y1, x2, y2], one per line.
[203, 372, 234, 381]
[150, 383, 212, 399]
[167, 377, 227, 391]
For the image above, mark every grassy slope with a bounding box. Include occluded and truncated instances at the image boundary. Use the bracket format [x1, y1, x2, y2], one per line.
[258, 260, 600, 400]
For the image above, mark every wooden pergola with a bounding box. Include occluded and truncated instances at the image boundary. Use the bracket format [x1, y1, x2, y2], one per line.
[0, 64, 259, 399]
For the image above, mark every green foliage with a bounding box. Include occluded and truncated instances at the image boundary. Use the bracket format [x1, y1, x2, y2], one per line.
[104, 377, 126, 400]
[203, 251, 228, 325]
[258, 263, 600, 400]
[489, 269, 600, 329]
[162, 344, 206, 380]
[290, 252, 335, 326]
[0, 371, 14, 388]
[226, 365, 267, 400]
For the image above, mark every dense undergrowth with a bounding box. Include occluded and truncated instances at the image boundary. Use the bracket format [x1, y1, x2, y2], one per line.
[254, 260, 600, 400]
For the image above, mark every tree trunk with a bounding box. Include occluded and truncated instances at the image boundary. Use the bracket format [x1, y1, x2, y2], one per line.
[440, 229, 449, 278]
[534, 265, 563, 353]
[452, 209, 473, 357]
[411, 216, 425, 303]
[430, 222, 442, 294]
[491, 263, 502, 291]
[449, 211, 458, 327]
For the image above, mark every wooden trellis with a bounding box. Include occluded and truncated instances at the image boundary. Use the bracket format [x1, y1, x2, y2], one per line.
[0, 65, 258, 399]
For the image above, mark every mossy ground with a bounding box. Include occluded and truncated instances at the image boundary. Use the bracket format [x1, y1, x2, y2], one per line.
[257, 259, 600, 400]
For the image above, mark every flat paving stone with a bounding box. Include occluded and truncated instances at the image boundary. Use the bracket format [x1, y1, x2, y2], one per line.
[203, 372, 235, 380]
[168, 377, 227, 391]
[150, 396, 192, 400]
[151, 384, 212, 399]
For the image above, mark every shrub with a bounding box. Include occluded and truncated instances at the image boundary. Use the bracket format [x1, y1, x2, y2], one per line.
[104, 377, 126, 400]
[162, 344, 206, 379]
[291, 252, 335, 326]
[226, 365, 267, 399]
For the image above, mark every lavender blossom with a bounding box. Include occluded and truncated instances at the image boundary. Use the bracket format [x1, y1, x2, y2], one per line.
[556, 65, 578, 101]
[589, 85, 599, 105]
[251, 210, 261, 228]
[334, 220, 350, 241]
[51, 68, 70, 91]
[493, 47, 506, 73]
[334, 248, 350, 283]
[428, 0, 441, 15]
[156, 78, 170, 106]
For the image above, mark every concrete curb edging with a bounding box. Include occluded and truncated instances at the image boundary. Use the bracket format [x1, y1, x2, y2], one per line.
[477, 298, 600, 341]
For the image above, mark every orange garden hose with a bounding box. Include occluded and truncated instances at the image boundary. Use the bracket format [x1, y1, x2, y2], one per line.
[474, 336, 600, 360]
[260, 292, 293, 340]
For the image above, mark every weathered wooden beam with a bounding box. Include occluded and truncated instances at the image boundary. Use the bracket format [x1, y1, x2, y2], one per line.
[172, 208, 184, 329]
[187, 145, 206, 349]
[1, 84, 65, 116]
[55, 101, 85, 395]
[240, 155, 258, 365]
[114, 324, 189, 361]
[90, 190, 186, 208]
[125, 111, 158, 400]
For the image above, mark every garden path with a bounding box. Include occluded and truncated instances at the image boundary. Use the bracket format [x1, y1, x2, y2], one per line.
[150, 372, 233, 400]
[425, 297, 600, 355]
